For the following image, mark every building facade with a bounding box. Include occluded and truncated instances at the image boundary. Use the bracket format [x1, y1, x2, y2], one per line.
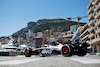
[60, 25, 78, 42]
[80, 0, 100, 53]
[71, 27, 82, 42]
[70, 25, 78, 33]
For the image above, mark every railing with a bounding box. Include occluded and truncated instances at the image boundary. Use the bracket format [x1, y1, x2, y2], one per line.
[95, 10, 100, 19]
[88, 26, 94, 32]
[88, 20, 94, 26]
[89, 37, 100, 44]
[94, 0, 99, 5]
[87, 0, 93, 9]
[80, 29, 88, 37]
[96, 28, 100, 34]
[95, 20, 100, 27]
[94, 2, 100, 12]
[88, 14, 93, 20]
[89, 33, 94, 38]
[88, 7, 93, 14]
[82, 35, 89, 40]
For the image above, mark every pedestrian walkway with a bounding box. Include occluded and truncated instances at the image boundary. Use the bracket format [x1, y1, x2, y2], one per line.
[70, 57, 100, 64]
[11, 55, 39, 57]
[0, 58, 43, 65]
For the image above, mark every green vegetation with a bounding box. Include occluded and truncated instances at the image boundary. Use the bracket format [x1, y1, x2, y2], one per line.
[32, 21, 85, 33]
[64, 40, 72, 44]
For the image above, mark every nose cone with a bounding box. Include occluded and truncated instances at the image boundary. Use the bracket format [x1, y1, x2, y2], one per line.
[61, 43, 64, 45]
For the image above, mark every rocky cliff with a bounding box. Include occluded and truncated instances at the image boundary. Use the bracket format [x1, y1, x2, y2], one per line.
[12, 19, 86, 38]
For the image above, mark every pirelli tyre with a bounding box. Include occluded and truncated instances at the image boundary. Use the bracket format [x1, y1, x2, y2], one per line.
[61, 45, 72, 57]
[25, 48, 32, 57]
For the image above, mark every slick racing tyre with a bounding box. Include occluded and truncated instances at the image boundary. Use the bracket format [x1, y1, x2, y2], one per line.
[61, 46, 71, 57]
[25, 49, 32, 57]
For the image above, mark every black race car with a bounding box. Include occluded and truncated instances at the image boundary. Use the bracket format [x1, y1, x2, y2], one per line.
[61, 40, 90, 57]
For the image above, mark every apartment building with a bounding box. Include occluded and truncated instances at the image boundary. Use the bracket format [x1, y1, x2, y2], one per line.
[80, 0, 100, 53]
[80, 24, 89, 42]
[60, 25, 78, 42]
[71, 27, 82, 42]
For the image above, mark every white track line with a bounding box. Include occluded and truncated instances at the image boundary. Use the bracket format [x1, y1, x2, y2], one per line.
[70, 57, 100, 64]
[0, 58, 43, 65]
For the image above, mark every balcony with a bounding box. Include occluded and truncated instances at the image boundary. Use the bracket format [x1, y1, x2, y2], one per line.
[88, 20, 94, 26]
[81, 24, 88, 33]
[88, 14, 93, 20]
[94, 0, 100, 5]
[89, 37, 100, 45]
[82, 35, 89, 40]
[95, 11, 100, 19]
[88, 26, 94, 32]
[94, 2, 100, 12]
[89, 33, 94, 38]
[96, 28, 100, 34]
[88, 7, 93, 14]
[87, 0, 93, 9]
[95, 20, 100, 27]
[80, 29, 88, 37]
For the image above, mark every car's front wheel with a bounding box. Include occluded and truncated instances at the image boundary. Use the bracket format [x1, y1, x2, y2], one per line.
[25, 49, 32, 57]
[61, 46, 71, 57]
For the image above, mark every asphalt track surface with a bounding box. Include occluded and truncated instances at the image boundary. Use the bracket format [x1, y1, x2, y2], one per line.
[0, 55, 100, 67]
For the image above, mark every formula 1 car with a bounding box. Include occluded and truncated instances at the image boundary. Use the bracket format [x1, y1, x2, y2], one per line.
[61, 40, 90, 57]
[25, 41, 64, 57]
[25, 40, 89, 57]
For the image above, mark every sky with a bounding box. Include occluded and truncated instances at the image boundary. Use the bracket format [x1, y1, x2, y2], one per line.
[0, 0, 90, 37]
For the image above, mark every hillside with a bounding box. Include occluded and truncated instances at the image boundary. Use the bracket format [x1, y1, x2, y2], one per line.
[12, 19, 86, 38]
